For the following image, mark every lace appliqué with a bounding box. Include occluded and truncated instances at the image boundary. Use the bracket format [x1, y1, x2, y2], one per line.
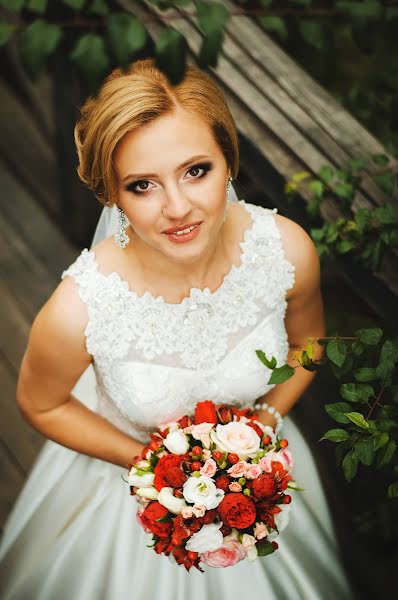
[61, 202, 295, 372]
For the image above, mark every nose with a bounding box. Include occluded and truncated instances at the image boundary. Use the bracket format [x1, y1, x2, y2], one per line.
[162, 181, 192, 221]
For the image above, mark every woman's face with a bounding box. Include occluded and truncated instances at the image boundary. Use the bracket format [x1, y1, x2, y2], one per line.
[113, 107, 231, 267]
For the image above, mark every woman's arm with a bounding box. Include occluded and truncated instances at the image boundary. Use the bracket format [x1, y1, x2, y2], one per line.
[254, 214, 326, 429]
[17, 276, 145, 468]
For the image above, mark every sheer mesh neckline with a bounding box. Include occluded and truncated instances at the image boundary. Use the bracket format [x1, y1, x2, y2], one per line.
[86, 199, 258, 307]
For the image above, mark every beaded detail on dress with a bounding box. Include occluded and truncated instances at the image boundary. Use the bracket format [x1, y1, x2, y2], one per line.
[61, 201, 295, 443]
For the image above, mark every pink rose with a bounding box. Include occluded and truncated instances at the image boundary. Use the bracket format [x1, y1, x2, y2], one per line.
[227, 461, 248, 478]
[185, 423, 215, 448]
[228, 482, 242, 492]
[258, 456, 273, 473]
[253, 522, 268, 540]
[202, 449, 212, 461]
[192, 505, 206, 518]
[181, 507, 194, 519]
[260, 449, 294, 473]
[201, 539, 247, 567]
[200, 458, 217, 477]
[245, 464, 262, 479]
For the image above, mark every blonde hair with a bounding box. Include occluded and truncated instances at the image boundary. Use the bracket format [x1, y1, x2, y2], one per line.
[74, 57, 239, 206]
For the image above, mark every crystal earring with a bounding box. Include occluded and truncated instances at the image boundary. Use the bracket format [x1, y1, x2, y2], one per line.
[114, 206, 130, 249]
[226, 177, 233, 203]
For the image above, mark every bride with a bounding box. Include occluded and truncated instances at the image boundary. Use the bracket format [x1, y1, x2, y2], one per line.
[0, 58, 354, 599]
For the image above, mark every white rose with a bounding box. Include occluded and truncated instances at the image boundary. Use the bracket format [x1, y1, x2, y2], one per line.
[128, 467, 155, 488]
[157, 487, 187, 515]
[210, 422, 261, 460]
[136, 487, 159, 500]
[247, 545, 259, 561]
[185, 522, 223, 553]
[163, 430, 189, 455]
[183, 475, 225, 509]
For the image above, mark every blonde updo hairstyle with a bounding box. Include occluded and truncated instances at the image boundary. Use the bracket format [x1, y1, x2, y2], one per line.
[74, 57, 239, 206]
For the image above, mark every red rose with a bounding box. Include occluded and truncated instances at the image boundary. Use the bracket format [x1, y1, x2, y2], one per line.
[246, 421, 263, 439]
[177, 415, 191, 429]
[218, 492, 256, 529]
[154, 454, 185, 491]
[165, 466, 188, 488]
[198, 508, 218, 525]
[251, 473, 278, 499]
[194, 400, 218, 425]
[215, 475, 231, 492]
[256, 500, 282, 529]
[141, 501, 172, 538]
[217, 405, 233, 423]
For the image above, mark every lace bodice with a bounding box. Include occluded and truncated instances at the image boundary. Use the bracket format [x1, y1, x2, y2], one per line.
[62, 201, 295, 443]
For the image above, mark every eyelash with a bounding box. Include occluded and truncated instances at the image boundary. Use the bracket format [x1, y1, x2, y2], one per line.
[125, 162, 213, 195]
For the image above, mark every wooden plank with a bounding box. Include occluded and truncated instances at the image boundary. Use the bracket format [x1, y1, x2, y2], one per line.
[0, 440, 25, 531]
[0, 279, 30, 372]
[0, 354, 44, 474]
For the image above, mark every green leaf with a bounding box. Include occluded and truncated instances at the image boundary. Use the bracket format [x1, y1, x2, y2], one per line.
[387, 481, 398, 498]
[256, 350, 277, 370]
[0, 23, 16, 47]
[267, 364, 295, 384]
[318, 165, 334, 184]
[374, 204, 397, 225]
[340, 383, 374, 403]
[371, 153, 390, 166]
[331, 354, 353, 380]
[342, 451, 359, 482]
[336, 240, 356, 254]
[377, 440, 396, 468]
[258, 16, 288, 40]
[347, 157, 365, 174]
[374, 432, 389, 451]
[326, 338, 346, 367]
[155, 27, 187, 85]
[198, 29, 224, 68]
[196, 0, 229, 35]
[320, 429, 349, 443]
[308, 179, 324, 199]
[26, 0, 47, 13]
[345, 412, 369, 429]
[353, 368, 378, 382]
[354, 209, 371, 232]
[373, 172, 395, 196]
[336, 1, 382, 18]
[351, 340, 366, 356]
[298, 20, 325, 49]
[0, 0, 24, 10]
[62, 0, 85, 9]
[256, 540, 275, 556]
[106, 13, 147, 69]
[70, 33, 110, 93]
[354, 438, 375, 465]
[19, 20, 63, 80]
[325, 402, 352, 424]
[89, 0, 109, 16]
[376, 358, 395, 386]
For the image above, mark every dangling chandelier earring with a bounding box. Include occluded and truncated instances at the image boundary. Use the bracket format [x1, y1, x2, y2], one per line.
[114, 206, 130, 249]
[226, 177, 233, 203]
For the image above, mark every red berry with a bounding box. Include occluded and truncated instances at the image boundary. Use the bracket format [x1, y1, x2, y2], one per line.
[191, 461, 202, 471]
[187, 551, 198, 561]
[149, 440, 159, 451]
[262, 435, 272, 445]
[212, 450, 223, 460]
[283, 494, 292, 504]
[228, 453, 239, 464]
[271, 541, 279, 549]
[280, 439, 288, 448]
[192, 446, 203, 456]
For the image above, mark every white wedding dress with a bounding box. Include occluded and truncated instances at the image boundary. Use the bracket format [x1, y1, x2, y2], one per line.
[0, 201, 353, 599]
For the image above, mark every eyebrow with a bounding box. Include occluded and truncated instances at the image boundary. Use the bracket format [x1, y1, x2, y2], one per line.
[122, 154, 212, 182]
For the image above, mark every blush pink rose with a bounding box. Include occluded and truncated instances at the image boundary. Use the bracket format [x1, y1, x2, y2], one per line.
[200, 458, 217, 477]
[259, 449, 294, 474]
[245, 464, 262, 479]
[228, 482, 242, 492]
[227, 461, 248, 478]
[201, 539, 247, 567]
[202, 449, 212, 461]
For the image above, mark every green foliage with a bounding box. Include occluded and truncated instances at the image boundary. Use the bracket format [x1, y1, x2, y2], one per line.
[256, 327, 398, 529]
[70, 33, 110, 93]
[106, 13, 146, 69]
[155, 27, 187, 85]
[19, 20, 63, 79]
[286, 155, 398, 273]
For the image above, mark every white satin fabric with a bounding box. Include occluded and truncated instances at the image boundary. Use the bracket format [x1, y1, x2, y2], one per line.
[0, 200, 354, 600]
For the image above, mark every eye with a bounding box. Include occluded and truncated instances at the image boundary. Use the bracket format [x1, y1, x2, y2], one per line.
[186, 162, 212, 179]
[125, 180, 154, 194]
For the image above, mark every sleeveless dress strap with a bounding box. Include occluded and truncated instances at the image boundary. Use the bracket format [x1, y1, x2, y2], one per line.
[61, 248, 99, 305]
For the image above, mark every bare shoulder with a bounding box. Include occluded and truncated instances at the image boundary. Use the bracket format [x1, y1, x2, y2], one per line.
[273, 212, 321, 299]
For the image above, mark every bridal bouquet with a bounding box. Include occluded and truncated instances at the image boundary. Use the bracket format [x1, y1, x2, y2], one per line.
[126, 400, 300, 573]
